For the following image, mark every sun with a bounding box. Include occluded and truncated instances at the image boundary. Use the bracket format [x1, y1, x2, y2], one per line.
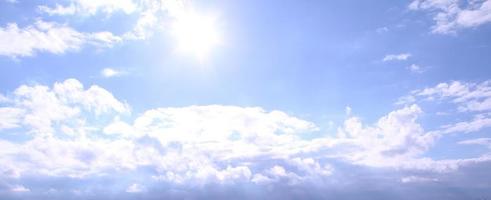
[171, 11, 221, 61]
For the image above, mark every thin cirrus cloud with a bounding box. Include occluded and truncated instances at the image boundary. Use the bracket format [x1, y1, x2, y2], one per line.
[459, 138, 491, 148]
[1, 79, 491, 199]
[101, 68, 127, 78]
[38, 0, 137, 16]
[409, 0, 491, 34]
[382, 53, 411, 62]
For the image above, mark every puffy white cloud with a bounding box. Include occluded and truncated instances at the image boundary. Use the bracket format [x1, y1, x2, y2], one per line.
[0, 79, 129, 136]
[382, 53, 411, 62]
[331, 105, 444, 171]
[0, 107, 24, 130]
[0, 20, 122, 58]
[338, 105, 432, 155]
[1, 78, 491, 199]
[130, 105, 315, 144]
[409, 0, 491, 34]
[52, 79, 130, 114]
[0, 79, 325, 185]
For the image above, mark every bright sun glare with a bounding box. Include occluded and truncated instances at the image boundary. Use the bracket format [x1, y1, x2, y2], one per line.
[171, 12, 221, 61]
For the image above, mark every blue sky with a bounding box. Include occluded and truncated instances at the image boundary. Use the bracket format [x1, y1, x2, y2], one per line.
[1, 0, 491, 199]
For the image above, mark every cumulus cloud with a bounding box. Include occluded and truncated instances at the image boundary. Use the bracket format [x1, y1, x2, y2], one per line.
[409, 0, 491, 34]
[0, 79, 129, 136]
[1, 79, 491, 199]
[0, 107, 24, 130]
[0, 20, 122, 58]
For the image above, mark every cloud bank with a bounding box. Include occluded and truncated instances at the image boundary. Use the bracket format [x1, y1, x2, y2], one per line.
[0, 79, 491, 199]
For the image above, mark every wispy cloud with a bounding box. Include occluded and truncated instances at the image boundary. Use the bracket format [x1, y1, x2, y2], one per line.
[409, 0, 491, 34]
[408, 64, 425, 73]
[401, 176, 438, 183]
[0, 20, 121, 58]
[38, 0, 137, 16]
[101, 68, 127, 78]
[459, 138, 491, 148]
[383, 53, 411, 62]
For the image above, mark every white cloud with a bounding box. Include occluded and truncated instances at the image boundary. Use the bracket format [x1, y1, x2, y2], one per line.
[409, 0, 491, 34]
[130, 105, 316, 145]
[459, 137, 491, 148]
[123, 8, 160, 40]
[376, 26, 389, 33]
[408, 64, 425, 73]
[383, 53, 411, 62]
[38, 4, 77, 15]
[101, 68, 126, 78]
[0, 20, 121, 58]
[0, 107, 24, 130]
[337, 105, 431, 154]
[401, 175, 438, 183]
[331, 105, 443, 171]
[88, 32, 122, 48]
[52, 79, 130, 114]
[437, 114, 491, 134]
[0, 20, 84, 57]
[0, 94, 8, 103]
[0, 79, 325, 183]
[345, 106, 352, 115]
[38, 0, 137, 16]
[126, 183, 145, 193]
[10, 185, 30, 192]
[1, 78, 491, 197]
[404, 80, 491, 112]
[395, 80, 491, 138]
[0, 79, 129, 136]
[37, 0, 186, 41]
